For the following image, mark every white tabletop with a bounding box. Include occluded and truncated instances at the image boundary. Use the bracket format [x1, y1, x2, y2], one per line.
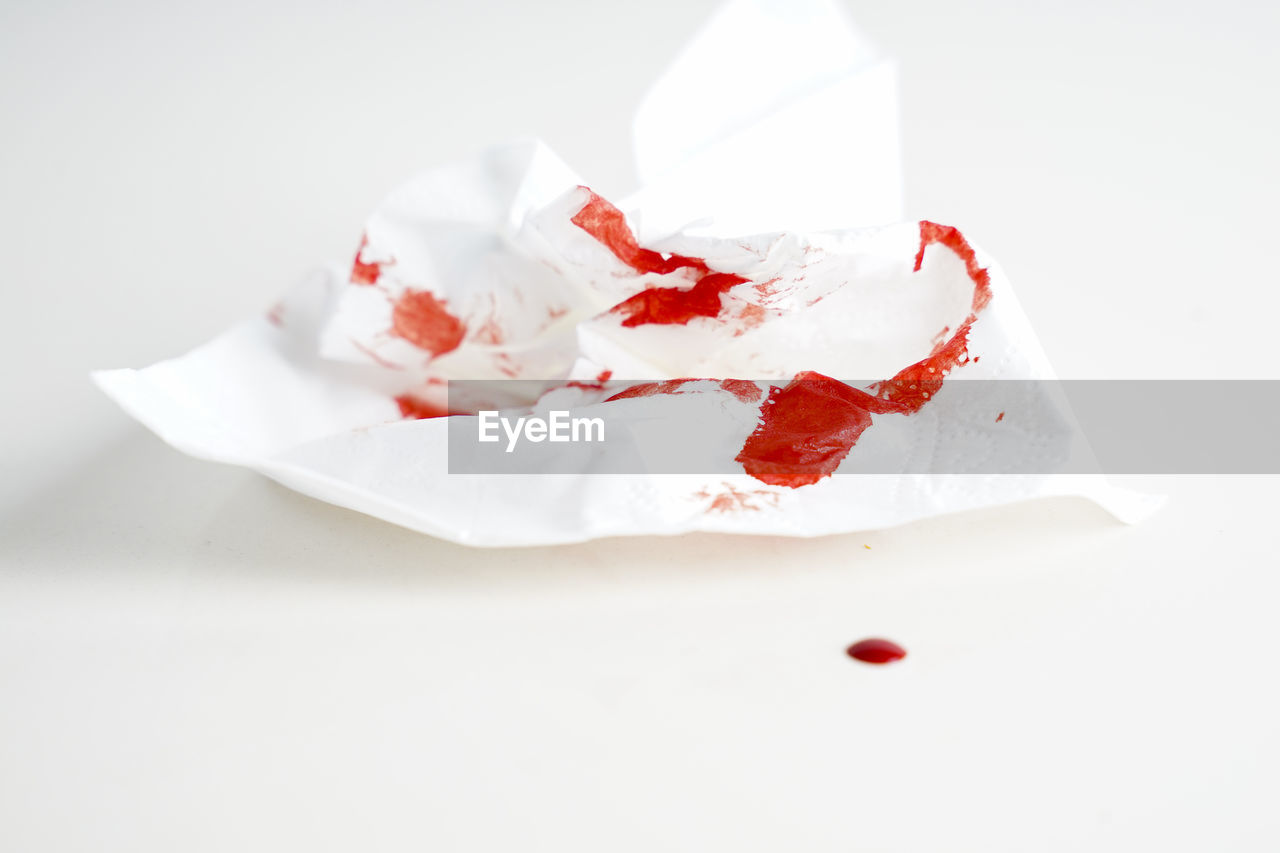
[3, 0, 1278, 850]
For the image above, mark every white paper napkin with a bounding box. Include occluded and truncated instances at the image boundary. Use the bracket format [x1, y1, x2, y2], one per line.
[92, 0, 1161, 546]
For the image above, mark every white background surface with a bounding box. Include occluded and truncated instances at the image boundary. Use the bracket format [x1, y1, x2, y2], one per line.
[2, 0, 1278, 850]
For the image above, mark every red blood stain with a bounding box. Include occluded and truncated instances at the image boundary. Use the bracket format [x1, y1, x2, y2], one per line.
[351, 234, 393, 286]
[473, 317, 503, 345]
[693, 483, 780, 514]
[394, 395, 450, 420]
[866, 221, 993, 414]
[564, 370, 614, 392]
[734, 302, 770, 335]
[570, 188, 752, 327]
[735, 372, 878, 487]
[996, 411, 1005, 422]
[495, 352, 519, 377]
[736, 221, 995, 487]
[846, 638, 907, 665]
[390, 290, 466, 357]
[915, 221, 992, 313]
[570, 189, 710, 276]
[718, 379, 764, 404]
[603, 378, 763, 405]
[869, 318, 976, 414]
[754, 276, 783, 300]
[349, 338, 404, 371]
[472, 295, 505, 345]
[604, 378, 698, 403]
[610, 271, 751, 327]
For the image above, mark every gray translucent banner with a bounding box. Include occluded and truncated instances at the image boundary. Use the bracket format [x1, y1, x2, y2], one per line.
[441, 380, 1280, 475]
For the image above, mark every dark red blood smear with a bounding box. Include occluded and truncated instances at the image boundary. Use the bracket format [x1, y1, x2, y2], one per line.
[734, 221, 998, 488]
[996, 411, 1005, 422]
[610, 271, 750, 327]
[570, 188, 751, 327]
[394, 395, 450, 419]
[570, 189, 710, 276]
[846, 638, 907, 665]
[735, 372, 880, 487]
[391, 290, 466, 357]
[868, 319, 977, 414]
[351, 234, 391, 286]
[914, 220, 992, 313]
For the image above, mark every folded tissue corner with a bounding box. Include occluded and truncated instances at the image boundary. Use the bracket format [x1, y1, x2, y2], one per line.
[93, 0, 1161, 546]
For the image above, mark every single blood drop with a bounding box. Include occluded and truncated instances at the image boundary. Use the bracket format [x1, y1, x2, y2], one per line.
[845, 638, 907, 665]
